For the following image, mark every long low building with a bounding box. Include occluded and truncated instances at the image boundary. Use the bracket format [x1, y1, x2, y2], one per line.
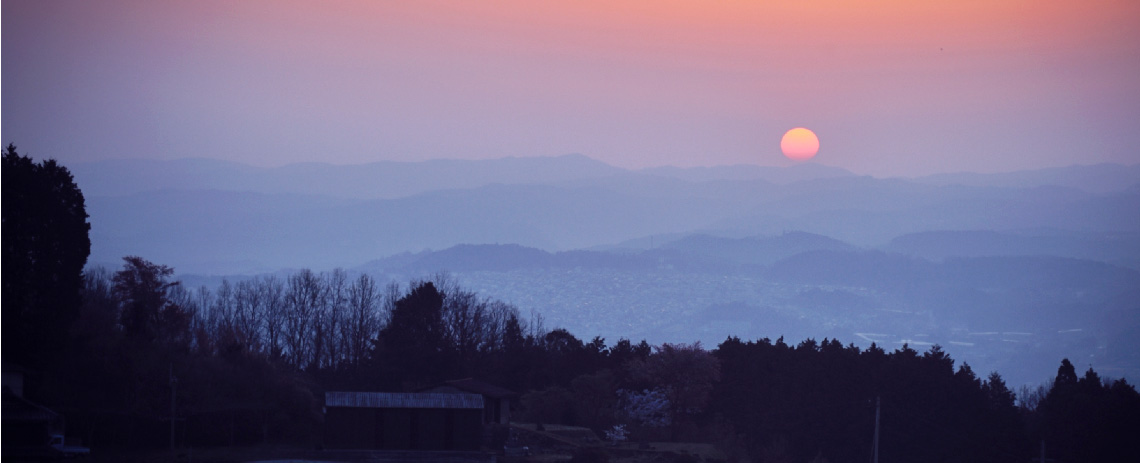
[420, 378, 517, 425]
[324, 391, 484, 451]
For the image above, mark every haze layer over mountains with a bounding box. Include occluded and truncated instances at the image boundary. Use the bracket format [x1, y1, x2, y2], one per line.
[74, 155, 1140, 386]
[76, 155, 1140, 273]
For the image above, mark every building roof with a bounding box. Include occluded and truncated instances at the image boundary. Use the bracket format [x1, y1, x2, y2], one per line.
[423, 378, 518, 399]
[325, 392, 484, 410]
[2, 388, 60, 422]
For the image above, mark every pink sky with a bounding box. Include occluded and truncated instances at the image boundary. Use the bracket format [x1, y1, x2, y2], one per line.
[3, 0, 1139, 176]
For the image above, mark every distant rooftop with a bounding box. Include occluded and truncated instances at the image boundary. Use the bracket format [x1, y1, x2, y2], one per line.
[325, 392, 483, 409]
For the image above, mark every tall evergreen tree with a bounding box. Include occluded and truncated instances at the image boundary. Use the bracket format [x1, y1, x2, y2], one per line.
[374, 281, 452, 385]
[2, 144, 91, 368]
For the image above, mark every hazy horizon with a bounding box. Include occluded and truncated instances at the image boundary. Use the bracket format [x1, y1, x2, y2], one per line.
[61, 152, 1140, 177]
[5, 0, 1139, 177]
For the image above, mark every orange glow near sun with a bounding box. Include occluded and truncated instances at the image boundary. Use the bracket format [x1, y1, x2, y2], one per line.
[781, 128, 820, 161]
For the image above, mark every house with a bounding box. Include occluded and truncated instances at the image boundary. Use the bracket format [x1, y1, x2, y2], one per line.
[3, 366, 68, 459]
[2, 364, 27, 398]
[2, 388, 63, 446]
[323, 391, 484, 451]
[420, 378, 517, 425]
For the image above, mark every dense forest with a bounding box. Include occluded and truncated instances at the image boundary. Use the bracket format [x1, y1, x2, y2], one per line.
[5, 146, 1139, 462]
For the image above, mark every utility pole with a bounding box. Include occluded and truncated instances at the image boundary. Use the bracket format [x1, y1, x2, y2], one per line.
[872, 396, 880, 463]
[1039, 439, 1045, 463]
[170, 364, 177, 453]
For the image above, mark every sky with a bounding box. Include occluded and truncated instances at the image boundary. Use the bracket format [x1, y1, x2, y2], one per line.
[3, 0, 1139, 177]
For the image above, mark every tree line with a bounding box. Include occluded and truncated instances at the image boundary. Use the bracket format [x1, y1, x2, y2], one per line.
[51, 256, 1140, 462]
[63, 256, 555, 446]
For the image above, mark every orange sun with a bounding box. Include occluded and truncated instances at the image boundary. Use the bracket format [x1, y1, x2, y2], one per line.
[781, 127, 819, 161]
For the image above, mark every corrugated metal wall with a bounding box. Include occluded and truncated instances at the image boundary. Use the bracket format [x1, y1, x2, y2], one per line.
[325, 406, 482, 451]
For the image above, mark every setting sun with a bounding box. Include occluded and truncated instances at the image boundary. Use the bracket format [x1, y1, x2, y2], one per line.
[781, 127, 820, 161]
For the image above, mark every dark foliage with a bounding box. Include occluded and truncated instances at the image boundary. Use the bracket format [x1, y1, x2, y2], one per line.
[2, 144, 91, 368]
[712, 337, 1029, 463]
[32, 259, 1140, 458]
[113, 257, 190, 346]
[1032, 359, 1140, 462]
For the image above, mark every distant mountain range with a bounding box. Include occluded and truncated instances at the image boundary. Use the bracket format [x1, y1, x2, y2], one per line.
[358, 231, 858, 278]
[77, 155, 1140, 274]
[70, 154, 864, 199]
[344, 238, 1140, 388]
[914, 163, 1140, 195]
[358, 234, 1140, 293]
[69, 154, 622, 199]
[886, 230, 1140, 269]
[79, 153, 1138, 388]
[72, 155, 1140, 199]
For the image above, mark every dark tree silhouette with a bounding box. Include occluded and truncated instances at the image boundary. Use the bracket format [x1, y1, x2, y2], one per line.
[373, 281, 451, 385]
[629, 343, 720, 439]
[2, 144, 91, 368]
[1036, 358, 1140, 462]
[343, 273, 383, 367]
[711, 337, 1033, 462]
[113, 256, 191, 348]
